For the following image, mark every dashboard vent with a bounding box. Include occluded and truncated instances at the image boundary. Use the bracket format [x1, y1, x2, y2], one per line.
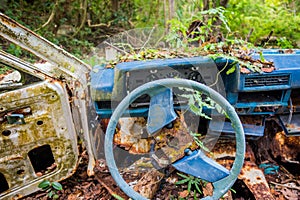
[244, 75, 290, 87]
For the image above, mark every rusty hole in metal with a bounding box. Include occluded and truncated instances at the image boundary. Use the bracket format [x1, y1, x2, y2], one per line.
[0, 107, 4, 112]
[36, 120, 43, 126]
[16, 169, 25, 175]
[28, 145, 55, 173]
[50, 95, 57, 100]
[2, 130, 11, 136]
[0, 172, 9, 193]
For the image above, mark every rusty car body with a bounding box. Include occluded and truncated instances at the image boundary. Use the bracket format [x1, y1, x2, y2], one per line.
[0, 13, 97, 199]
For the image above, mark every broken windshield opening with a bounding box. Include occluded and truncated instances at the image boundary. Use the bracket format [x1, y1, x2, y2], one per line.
[0, 63, 41, 91]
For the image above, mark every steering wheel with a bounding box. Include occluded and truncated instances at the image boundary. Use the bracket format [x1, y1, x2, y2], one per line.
[105, 78, 245, 199]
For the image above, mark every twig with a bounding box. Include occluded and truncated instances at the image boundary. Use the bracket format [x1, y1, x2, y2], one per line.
[139, 26, 156, 53]
[87, 11, 113, 28]
[87, 20, 112, 28]
[246, 28, 254, 42]
[72, 0, 87, 37]
[280, 165, 295, 180]
[209, 58, 229, 87]
[269, 181, 300, 191]
[35, 0, 59, 31]
[94, 175, 127, 199]
[261, 30, 273, 47]
[103, 41, 129, 55]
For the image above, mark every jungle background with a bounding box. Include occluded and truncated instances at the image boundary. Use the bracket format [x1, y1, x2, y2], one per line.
[1, 0, 300, 61]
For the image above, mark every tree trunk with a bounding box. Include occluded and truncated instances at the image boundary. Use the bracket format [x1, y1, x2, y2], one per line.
[203, 0, 209, 10]
[220, 0, 229, 7]
[163, 0, 168, 29]
[111, 0, 118, 12]
[169, 0, 175, 19]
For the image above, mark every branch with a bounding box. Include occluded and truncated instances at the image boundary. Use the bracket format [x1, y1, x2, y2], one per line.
[270, 181, 300, 191]
[72, 0, 87, 37]
[139, 26, 156, 52]
[103, 41, 129, 55]
[87, 19, 112, 28]
[246, 28, 254, 42]
[35, 0, 59, 31]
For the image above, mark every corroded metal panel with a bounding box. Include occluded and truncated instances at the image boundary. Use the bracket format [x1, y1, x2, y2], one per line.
[239, 161, 275, 200]
[0, 11, 96, 199]
[0, 11, 96, 182]
[0, 81, 78, 199]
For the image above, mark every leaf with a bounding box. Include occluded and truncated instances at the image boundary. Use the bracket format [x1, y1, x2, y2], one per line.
[189, 103, 200, 114]
[52, 182, 63, 191]
[112, 194, 125, 200]
[48, 190, 54, 198]
[259, 51, 265, 62]
[226, 66, 236, 75]
[38, 180, 51, 189]
[187, 180, 192, 192]
[178, 190, 189, 198]
[177, 172, 190, 179]
[176, 178, 190, 185]
[230, 188, 236, 194]
[195, 182, 202, 194]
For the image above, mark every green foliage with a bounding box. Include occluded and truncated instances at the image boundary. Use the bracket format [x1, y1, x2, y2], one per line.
[166, 6, 231, 48]
[0, 65, 10, 74]
[112, 194, 125, 200]
[180, 87, 227, 119]
[7, 44, 22, 57]
[225, 0, 300, 47]
[277, 37, 294, 49]
[38, 180, 63, 199]
[2, 0, 300, 63]
[176, 172, 207, 198]
[189, 132, 210, 152]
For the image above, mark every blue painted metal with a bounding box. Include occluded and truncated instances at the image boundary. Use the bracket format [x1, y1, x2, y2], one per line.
[224, 51, 300, 118]
[147, 88, 177, 134]
[90, 65, 114, 101]
[91, 51, 300, 136]
[278, 114, 300, 136]
[209, 120, 265, 137]
[172, 149, 230, 182]
[91, 56, 227, 118]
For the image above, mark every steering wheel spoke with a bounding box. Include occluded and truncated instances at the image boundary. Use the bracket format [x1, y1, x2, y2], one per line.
[147, 88, 177, 135]
[172, 149, 230, 183]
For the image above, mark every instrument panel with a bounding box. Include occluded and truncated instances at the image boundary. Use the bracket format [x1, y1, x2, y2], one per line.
[127, 65, 204, 92]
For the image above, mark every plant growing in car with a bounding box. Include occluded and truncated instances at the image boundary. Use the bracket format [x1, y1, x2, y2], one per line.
[176, 172, 207, 199]
[38, 180, 63, 199]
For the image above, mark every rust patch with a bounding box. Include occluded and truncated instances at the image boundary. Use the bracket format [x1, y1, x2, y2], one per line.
[114, 113, 194, 162]
[239, 160, 275, 200]
[271, 131, 300, 162]
[133, 169, 165, 199]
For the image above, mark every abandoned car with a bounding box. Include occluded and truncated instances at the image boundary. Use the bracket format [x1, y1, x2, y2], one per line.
[0, 12, 299, 200]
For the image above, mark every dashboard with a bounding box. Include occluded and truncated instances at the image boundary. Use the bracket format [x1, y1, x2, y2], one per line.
[127, 65, 204, 92]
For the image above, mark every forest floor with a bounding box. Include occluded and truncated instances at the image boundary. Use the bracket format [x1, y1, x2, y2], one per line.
[21, 120, 300, 200]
